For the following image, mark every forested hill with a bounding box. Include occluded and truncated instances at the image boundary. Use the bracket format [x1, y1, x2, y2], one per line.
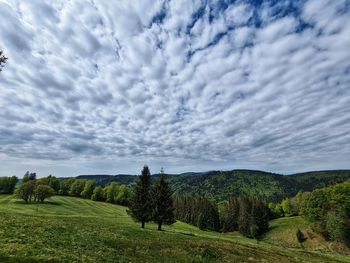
[75, 169, 350, 203]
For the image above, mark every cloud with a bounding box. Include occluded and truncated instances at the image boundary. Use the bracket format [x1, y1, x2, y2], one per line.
[0, 0, 349, 176]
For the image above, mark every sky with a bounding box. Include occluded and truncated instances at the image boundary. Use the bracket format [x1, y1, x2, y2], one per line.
[0, 0, 350, 178]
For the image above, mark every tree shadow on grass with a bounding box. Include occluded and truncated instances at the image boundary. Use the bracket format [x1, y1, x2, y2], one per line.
[12, 200, 61, 206]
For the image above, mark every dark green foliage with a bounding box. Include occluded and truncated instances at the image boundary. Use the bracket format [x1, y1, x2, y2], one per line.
[23, 171, 36, 183]
[115, 184, 132, 205]
[221, 198, 240, 232]
[151, 170, 175, 230]
[302, 188, 329, 222]
[128, 166, 152, 228]
[58, 179, 75, 195]
[237, 198, 252, 237]
[57, 178, 131, 205]
[81, 170, 350, 203]
[0, 176, 18, 194]
[325, 209, 347, 242]
[252, 198, 270, 236]
[34, 185, 55, 202]
[268, 202, 284, 218]
[15, 181, 36, 203]
[37, 175, 60, 193]
[301, 180, 350, 243]
[91, 186, 105, 201]
[105, 182, 119, 203]
[174, 196, 220, 231]
[287, 170, 350, 192]
[15, 177, 55, 203]
[221, 197, 269, 238]
[81, 180, 95, 199]
[69, 180, 86, 197]
[0, 50, 7, 72]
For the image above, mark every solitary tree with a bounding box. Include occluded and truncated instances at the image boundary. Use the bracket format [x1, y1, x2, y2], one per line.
[0, 50, 7, 72]
[128, 165, 152, 228]
[151, 168, 175, 230]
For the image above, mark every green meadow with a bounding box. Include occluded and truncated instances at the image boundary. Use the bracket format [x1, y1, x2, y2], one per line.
[0, 195, 349, 263]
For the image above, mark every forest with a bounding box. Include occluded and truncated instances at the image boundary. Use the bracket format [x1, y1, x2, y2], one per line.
[76, 169, 350, 202]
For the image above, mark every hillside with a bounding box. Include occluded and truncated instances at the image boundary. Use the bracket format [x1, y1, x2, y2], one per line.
[0, 195, 349, 263]
[75, 169, 350, 202]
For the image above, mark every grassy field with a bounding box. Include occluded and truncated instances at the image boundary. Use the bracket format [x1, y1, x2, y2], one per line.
[0, 195, 349, 263]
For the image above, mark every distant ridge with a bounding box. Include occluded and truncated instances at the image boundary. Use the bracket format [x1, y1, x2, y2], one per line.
[69, 169, 350, 203]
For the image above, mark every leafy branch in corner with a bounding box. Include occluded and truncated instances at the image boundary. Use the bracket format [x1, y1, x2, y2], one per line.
[0, 50, 8, 72]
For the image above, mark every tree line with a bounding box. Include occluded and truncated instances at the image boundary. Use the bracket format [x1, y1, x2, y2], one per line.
[174, 195, 270, 238]
[221, 197, 269, 238]
[0, 176, 18, 194]
[14, 172, 132, 205]
[173, 196, 220, 231]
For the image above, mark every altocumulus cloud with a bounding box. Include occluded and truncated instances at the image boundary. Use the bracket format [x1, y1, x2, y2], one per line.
[0, 0, 350, 176]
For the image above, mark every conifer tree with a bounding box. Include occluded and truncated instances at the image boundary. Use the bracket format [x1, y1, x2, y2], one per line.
[128, 165, 152, 228]
[238, 197, 252, 237]
[151, 168, 175, 230]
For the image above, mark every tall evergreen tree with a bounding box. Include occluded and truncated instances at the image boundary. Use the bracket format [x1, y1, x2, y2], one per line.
[128, 165, 152, 228]
[238, 197, 252, 237]
[151, 168, 175, 230]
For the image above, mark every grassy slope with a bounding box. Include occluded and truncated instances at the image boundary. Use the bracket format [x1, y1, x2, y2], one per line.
[0, 195, 349, 263]
[263, 217, 350, 253]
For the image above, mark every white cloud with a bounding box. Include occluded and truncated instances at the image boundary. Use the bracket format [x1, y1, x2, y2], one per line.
[0, 0, 349, 176]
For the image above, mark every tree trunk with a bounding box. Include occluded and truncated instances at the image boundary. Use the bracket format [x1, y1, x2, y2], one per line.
[158, 221, 162, 231]
[141, 220, 145, 228]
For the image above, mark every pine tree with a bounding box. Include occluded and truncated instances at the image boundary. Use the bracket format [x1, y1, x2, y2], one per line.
[128, 165, 152, 228]
[151, 168, 175, 230]
[238, 197, 252, 237]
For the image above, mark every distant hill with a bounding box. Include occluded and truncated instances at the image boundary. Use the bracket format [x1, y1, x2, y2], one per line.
[72, 169, 350, 203]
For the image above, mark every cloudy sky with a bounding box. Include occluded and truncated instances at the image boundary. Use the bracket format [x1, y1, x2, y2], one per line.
[0, 0, 349, 177]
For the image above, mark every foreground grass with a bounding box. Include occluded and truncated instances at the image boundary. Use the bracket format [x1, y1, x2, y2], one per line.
[0, 195, 349, 263]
